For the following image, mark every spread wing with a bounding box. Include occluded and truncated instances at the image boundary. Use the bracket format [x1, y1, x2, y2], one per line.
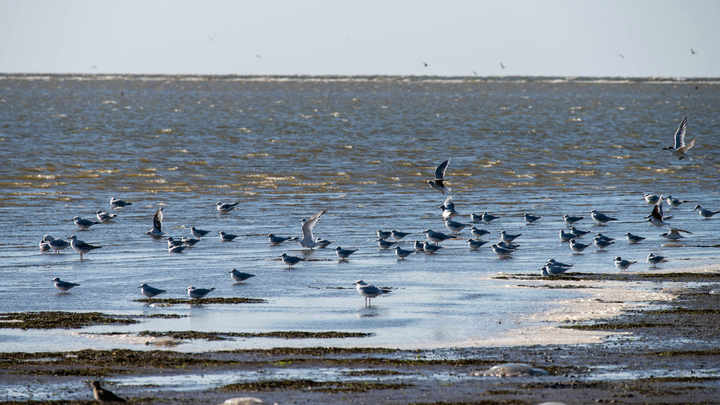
[153, 208, 163, 232]
[673, 117, 687, 148]
[434, 159, 450, 180]
[301, 209, 327, 241]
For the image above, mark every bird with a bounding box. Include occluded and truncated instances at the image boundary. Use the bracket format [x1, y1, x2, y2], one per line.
[500, 230, 521, 243]
[39, 237, 51, 252]
[219, 231, 238, 242]
[480, 212, 499, 223]
[562, 214, 583, 226]
[67, 235, 101, 260]
[181, 237, 200, 247]
[690, 48, 696, 55]
[89, 380, 126, 402]
[376, 230, 392, 239]
[47, 237, 70, 253]
[95, 210, 117, 223]
[569, 226, 591, 237]
[391, 230, 410, 240]
[394, 246, 414, 259]
[413, 240, 425, 252]
[186, 286, 215, 299]
[216, 201, 239, 213]
[191, 226, 210, 238]
[523, 212, 542, 224]
[427, 159, 450, 194]
[590, 210, 617, 225]
[595, 233, 614, 242]
[467, 239, 488, 250]
[267, 233, 297, 245]
[73, 216, 100, 230]
[471, 227, 490, 239]
[614, 256, 637, 270]
[491, 244, 513, 258]
[298, 209, 327, 249]
[377, 239, 397, 249]
[593, 236, 615, 250]
[647, 202, 672, 226]
[167, 237, 183, 248]
[541, 264, 570, 276]
[229, 269, 255, 283]
[664, 195, 690, 208]
[499, 61, 506, 69]
[444, 218, 469, 234]
[336, 246, 358, 260]
[661, 228, 692, 240]
[559, 229, 577, 242]
[354, 280, 391, 307]
[569, 239, 590, 253]
[280, 253, 304, 267]
[422, 241, 443, 254]
[497, 240, 519, 251]
[647, 253, 668, 267]
[168, 244, 185, 254]
[546, 258, 573, 268]
[146, 208, 164, 239]
[440, 195, 457, 219]
[53, 277, 79, 292]
[315, 238, 333, 248]
[109, 197, 132, 209]
[424, 229, 453, 243]
[663, 116, 696, 159]
[643, 193, 660, 205]
[695, 205, 720, 218]
[138, 283, 166, 298]
[625, 232, 646, 244]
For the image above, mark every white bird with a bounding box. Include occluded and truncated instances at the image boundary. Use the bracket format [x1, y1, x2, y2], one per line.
[110, 197, 132, 209]
[647, 252, 668, 267]
[643, 193, 660, 205]
[663, 116, 695, 160]
[138, 283, 166, 298]
[562, 214, 583, 225]
[440, 195, 457, 220]
[53, 277, 79, 292]
[480, 212, 499, 223]
[569, 226, 591, 237]
[590, 210, 617, 225]
[424, 229, 453, 243]
[546, 258, 573, 268]
[47, 237, 70, 253]
[216, 201, 239, 213]
[219, 231, 238, 242]
[427, 159, 450, 194]
[569, 239, 589, 253]
[186, 286, 215, 299]
[491, 244, 514, 257]
[95, 210, 117, 223]
[467, 239, 488, 250]
[146, 208, 164, 239]
[541, 264, 570, 276]
[354, 280, 391, 307]
[625, 232, 646, 244]
[229, 269, 255, 283]
[394, 246, 414, 259]
[695, 205, 720, 218]
[665, 195, 690, 208]
[614, 256, 637, 270]
[336, 246, 358, 260]
[67, 235, 101, 261]
[73, 216, 100, 230]
[391, 230, 410, 240]
[280, 253, 304, 267]
[661, 228, 692, 240]
[499, 230, 521, 243]
[444, 218, 469, 234]
[298, 209, 327, 249]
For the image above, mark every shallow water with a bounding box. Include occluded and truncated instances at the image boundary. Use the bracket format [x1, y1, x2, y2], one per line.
[0, 75, 719, 352]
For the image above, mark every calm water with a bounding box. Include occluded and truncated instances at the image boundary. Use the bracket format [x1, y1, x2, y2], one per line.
[1, 75, 719, 352]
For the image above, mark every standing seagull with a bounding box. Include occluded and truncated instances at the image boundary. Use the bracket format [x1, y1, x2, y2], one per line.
[89, 381, 126, 403]
[614, 257, 637, 270]
[280, 253, 304, 267]
[590, 210, 617, 225]
[73, 216, 100, 230]
[146, 208, 164, 239]
[229, 269, 255, 283]
[354, 280, 391, 307]
[186, 286, 215, 299]
[138, 283, 166, 298]
[53, 277, 80, 292]
[427, 159, 450, 194]
[298, 209, 328, 249]
[663, 117, 696, 159]
[67, 235, 102, 261]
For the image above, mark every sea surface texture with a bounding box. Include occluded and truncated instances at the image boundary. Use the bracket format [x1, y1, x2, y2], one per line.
[0, 75, 718, 351]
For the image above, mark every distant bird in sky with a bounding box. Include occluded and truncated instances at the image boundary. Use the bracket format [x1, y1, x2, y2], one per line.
[618, 53, 625, 59]
[499, 62, 506, 70]
[663, 116, 695, 159]
[690, 48, 696, 55]
[423, 61, 430, 68]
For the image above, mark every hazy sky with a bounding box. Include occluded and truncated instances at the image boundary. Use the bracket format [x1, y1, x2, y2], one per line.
[1, 0, 718, 76]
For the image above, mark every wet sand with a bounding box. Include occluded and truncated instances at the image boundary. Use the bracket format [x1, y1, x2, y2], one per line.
[2, 268, 720, 404]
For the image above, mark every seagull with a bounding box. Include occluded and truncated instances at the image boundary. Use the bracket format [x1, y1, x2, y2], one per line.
[168, 244, 185, 254]
[336, 246, 358, 260]
[47, 237, 70, 253]
[664, 195, 690, 208]
[424, 229, 453, 243]
[422, 241, 443, 254]
[167, 237, 183, 248]
[181, 236, 200, 247]
[315, 238, 333, 248]
[541, 264, 570, 276]
[467, 239, 488, 250]
[647, 252, 668, 267]
[427, 159, 450, 194]
[298, 209, 327, 249]
[146, 208, 164, 239]
[625, 232, 646, 244]
[595, 233, 614, 242]
[376, 230, 392, 239]
[491, 244, 513, 258]
[562, 214, 583, 226]
[391, 230, 410, 240]
[90, 381, 126, 403]
[444, 218, 469, 234]
[569, 239, 590, 254]
[661, 228, 692, 240]
[663, 116, 695, 159]
[643, 193, 661, 205]
[499, 61, 506, 69]
[280, 253, 304, 267]
[497, 240, 519, 251]
[229, 269, 255, 283]
[39, 238, 51, 252]
[138, 283, 166, 298]
[95, 210, 117, 223]
[590, 210, 617, 225]
[546, 258, 573, 268]
[440, 195, 457, 219]
[569, 226, 591, 238]
[499, 230, 521, 243]
[267, 233, 297, 245]
[523, 212, 542, 224]
[191, 226, 210, 238]
[354, 280, 391, 307]
[690, 48, 696, 55]
[593, 236, 615, 250]
[377, 239, 397, 249]
[480, 212, 499, 223]
[73, 216, 100, 230]
[110, 197, 132, 209]
[413, 240, 425, 252]
[219, 231, 238, 242]
[394, 246, 414, 259]
[53, 277, 79, 292]
[471, 226, 490, 239]
[614, 256, 637, 270]
[67, 235, 101, 260]
[647, 202, 672, 226]
[560, 229, 577, 242]
[186, 285, 215, 299]
[695, 205, 720, 218]
[216, 201, 239, 213]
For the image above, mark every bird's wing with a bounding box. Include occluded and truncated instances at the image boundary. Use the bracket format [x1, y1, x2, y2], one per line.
[301, 209, 327, 240]
[434, 159, 450, 179]
[673, 117, 687, 148]
[153, 208, 163, 232]
[442, 195, 453, 207]
[671, 228, 692, 234]
[682, 137, 696, 153]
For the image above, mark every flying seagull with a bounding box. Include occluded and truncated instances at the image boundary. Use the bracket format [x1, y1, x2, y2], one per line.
[427, 159, 450, 194]
[663, 117, 695, 160]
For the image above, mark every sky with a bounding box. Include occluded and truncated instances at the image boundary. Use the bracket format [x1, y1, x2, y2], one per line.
[1, 0, 718, 77]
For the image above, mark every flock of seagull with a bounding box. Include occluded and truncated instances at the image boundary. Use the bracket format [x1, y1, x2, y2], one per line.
[39, 116, 716, 307]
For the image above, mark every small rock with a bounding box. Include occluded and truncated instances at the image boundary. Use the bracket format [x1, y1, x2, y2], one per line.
[476, 363, 549, 377]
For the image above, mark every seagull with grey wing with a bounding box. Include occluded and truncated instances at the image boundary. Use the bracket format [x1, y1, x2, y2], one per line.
[138, 283, 166, 298]
[695, 205, 720, 218]
[53, 277, 80, 292]
[186, 285, 215, 299]
[73, 216, 100, 230]
[663, 116, 695, 159]
[67, 235, 101, 261]
[110, 196, 132, 209]
[298, 209, 327, 249]
[229, 269, 255, 283]
[354, 280, 391, 307]
[146, 208, 164, 239]
[647, 201, 672, 226]
[95, 210, 117, 223]
[427, 159, 450, 194]
[216, 201, 239, 214]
